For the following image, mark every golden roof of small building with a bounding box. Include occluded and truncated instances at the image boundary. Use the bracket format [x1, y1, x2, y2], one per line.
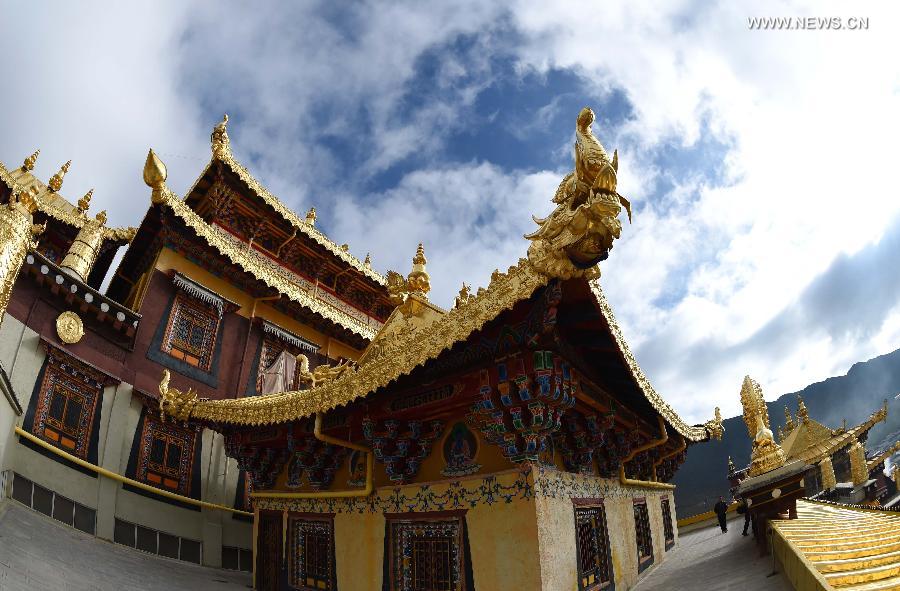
[782, 401, 889, 466]
[772, 499, 900, 588]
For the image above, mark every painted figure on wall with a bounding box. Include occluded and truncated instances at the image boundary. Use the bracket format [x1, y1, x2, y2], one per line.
[442, 422, 481, 477]
[348, 449, 367, 487]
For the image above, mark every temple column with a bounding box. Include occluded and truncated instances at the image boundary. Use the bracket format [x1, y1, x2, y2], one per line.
[819, 456, 836, 491]
[0, 194, 39, 327]
[95, 382, 135, 541]
[200, 429, 225, 567]
[850, 439, 868, 486]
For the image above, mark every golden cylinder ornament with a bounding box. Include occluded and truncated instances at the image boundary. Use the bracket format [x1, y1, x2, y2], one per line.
[0, 196, 39, 327]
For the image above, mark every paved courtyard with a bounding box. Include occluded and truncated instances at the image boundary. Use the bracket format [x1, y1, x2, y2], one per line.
[0, 502, 251, 591]
[636, 517, 793, 591]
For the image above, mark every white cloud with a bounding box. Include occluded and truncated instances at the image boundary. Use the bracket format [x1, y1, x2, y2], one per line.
[3, 0, 900, 425]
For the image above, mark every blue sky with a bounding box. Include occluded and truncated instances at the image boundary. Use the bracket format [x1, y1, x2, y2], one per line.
[2, 0, 900, 422]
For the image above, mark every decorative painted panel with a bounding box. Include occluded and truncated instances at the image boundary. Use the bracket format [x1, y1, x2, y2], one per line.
[362, 418, 444, 483]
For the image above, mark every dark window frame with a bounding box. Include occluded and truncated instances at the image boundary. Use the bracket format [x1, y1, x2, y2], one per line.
[572, 498, 615, 591]
[633, 498, 654, 572]
[386, 511, 469, 591]
[288, 513, 337, 591]
[660, 497, 675, 551]
[161, 293, 221, 372]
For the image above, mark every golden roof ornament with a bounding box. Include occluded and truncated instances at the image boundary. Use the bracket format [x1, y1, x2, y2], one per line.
[704, 406, 724, 440]
[340, 243, 349, 252]
[48, 160, 71, 192]
[820, 455, 837, 490]
[406, 243, 430, 297]
[363, 253, 371, 269]
[849, 438, 868, 485]
[143, 149, 168, 204]
[306, 207, 317, 225]
[727, 455, 736, 475]
[77, 189, 93, 215]
[796, 395, 809, 424]
[740, 376, 786, 476]
[525, 106, 632, 280]
[784, 406, 795, 432]
[211, 114, 231, 159]
[22, 149, 40, 172]
[95, 210, 107, 226]
[454, 282, 472, 309]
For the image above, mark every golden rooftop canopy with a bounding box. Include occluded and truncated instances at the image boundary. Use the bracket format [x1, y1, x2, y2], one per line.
[156, 107, 724, 444]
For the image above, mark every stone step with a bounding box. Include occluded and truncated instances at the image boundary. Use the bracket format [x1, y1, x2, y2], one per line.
[805, 540, 900, 562]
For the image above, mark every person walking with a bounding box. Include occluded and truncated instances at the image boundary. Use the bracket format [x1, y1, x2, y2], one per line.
[713, 496, 729, 533]
[740, 497, 754, 536]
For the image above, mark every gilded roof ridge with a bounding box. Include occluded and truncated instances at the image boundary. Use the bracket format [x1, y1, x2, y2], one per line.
[215, 151, 387, 286]
[168, 258, 548, 425]
[0, 158, 136, 242]
[156, 186, 377, 340]
[795, 403, 889, 464]
[588, 280, 710, 441]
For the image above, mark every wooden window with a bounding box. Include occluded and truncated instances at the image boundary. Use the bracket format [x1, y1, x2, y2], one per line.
[661, 498, 675, 550]
[135, 415, 197, 497]
[574, 504, 614, 590]
[288, 516, 336, 591]
[633, 499, 654, 571]
[31, 348, 105, 460]
[161, 294, 220, 371]
[389, 515, 466, 591]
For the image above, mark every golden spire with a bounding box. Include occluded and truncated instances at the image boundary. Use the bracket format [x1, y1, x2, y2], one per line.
[22, 149, 40, 172]
[95, 210, 107, 226]
[727, 455, 736, 474]
[739, 376, 785, 476]
[306, 207, 317, 225]
[143, 149, 168, 204]
[47, 160, 71, 192]
[363, 253, 371, 269]
[796, 395, 809, 424]
[406, 243, 430, 297]
[340, 243, 350, 252]
[77, 189, 93, 215]
[211, 114, 231, 158]
[784, 406, 795, 432]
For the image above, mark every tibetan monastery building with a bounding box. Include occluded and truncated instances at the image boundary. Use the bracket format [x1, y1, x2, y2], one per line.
[0, 108, 723, 590]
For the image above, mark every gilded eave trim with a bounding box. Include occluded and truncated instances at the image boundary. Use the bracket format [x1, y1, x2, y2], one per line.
[215, 154, 387, 286]
[157, 187, 377, 340]
[183, 258, 548, 425]
[588, 281, 709, 442]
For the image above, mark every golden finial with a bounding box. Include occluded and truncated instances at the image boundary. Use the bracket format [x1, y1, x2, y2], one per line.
[727, 456, 736, 474]
[22, 149, 40, 172]
[454, 282, 471, 308]
[406, 243, 430, 296]
[143, 149, 168, 204]
[211, 114, 230, 158]
[77, 189, 93, 215]
[306, 207, 317, 225]
[784, 406, 795, 432]
[797, 395, 809, 424]
[48, 160, 71, 192]
[95, 210, 107, 226]
[363, 253, 371, 268]
[340, 243, 349, 252]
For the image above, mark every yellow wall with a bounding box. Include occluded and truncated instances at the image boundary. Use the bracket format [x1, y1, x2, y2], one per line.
[258, 468, 543, 591]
